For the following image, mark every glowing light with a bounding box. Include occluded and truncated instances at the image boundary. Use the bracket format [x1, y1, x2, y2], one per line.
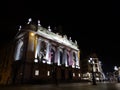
[47, 71, 50, 76]
[30, 32, 35, 36]
[38, 20, 41, 26]
[35, 70, 39, 76]
[34, 59, 38, 63]
[19, 25, 22, 31]
[14, 40, 23, 60]
[27, 18, 32, 24]
[114, 66, 118, 71]
[73, 73, 75, 77]
[88, 60, 91, 63]
[42, 60, 46, 63]
[90, 58, 92, 60]
[48, 26, 51, 31]
[78, 50, 80, 60]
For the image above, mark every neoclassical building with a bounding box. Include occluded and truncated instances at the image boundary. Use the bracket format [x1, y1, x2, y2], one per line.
[0, 18, 80, 85]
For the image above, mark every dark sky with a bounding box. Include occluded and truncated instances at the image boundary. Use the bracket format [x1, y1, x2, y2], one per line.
[0, 1, 119, 73]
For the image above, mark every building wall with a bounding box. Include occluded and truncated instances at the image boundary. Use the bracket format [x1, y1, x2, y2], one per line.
[0, 43, 15, 85]
[0, 23, 80, 85]
[0, 20, 81, 85]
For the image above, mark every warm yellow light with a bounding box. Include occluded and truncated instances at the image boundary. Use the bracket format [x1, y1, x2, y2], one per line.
[30, 32, 35, 36]
[78, 50, 80, 60]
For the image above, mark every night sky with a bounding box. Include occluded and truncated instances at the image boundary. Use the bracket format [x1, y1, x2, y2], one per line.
[0, 1, 119, 73]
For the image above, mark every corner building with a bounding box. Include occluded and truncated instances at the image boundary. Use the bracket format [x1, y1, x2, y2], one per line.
[7, 19, 81, 84]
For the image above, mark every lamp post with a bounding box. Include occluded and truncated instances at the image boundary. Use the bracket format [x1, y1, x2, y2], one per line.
[88, 58, 97, 85]
[114, 66, 120, 83]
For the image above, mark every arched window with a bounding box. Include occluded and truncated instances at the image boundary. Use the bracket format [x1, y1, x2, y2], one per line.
[73, 52, 76, 62]
[39, 41, 47, 61]
[50, 47, 55, 64]
[66, 52, 69, 66]
[72, 52, 77, 68]
[60, 51, 63, 65]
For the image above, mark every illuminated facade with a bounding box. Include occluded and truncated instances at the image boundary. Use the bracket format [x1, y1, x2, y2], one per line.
[81, 53, 105, 82]
[0, 18, 80, 84]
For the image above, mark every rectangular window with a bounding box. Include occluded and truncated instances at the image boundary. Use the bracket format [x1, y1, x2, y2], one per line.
[35, 70, 39, 76]
[47, 71, 50, 76]
[73, 73, 75, 77]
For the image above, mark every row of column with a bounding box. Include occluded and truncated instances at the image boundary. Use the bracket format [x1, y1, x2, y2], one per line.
[14, 32, 80, 69]
[34, 37, 80, 68]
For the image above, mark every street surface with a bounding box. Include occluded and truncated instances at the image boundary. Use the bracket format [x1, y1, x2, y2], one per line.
[0, 82, 120, 90]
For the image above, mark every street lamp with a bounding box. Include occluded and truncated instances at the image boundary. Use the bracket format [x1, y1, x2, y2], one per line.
[88, 58, 97, 85]
[114, 66, 120, 83]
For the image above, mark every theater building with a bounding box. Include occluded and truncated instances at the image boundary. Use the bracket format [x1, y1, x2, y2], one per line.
[0, 18, 80, 85]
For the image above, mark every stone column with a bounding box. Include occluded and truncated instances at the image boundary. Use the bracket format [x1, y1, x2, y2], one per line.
[69, 50, 73, 66]
[64, 49, 68, 67]
[46, 42, 50, 64]
[54, 47, 59, 65]
[75, 51, 79, 68]
[35, 38, 41, 60]
[62, 49, 66, 65]
[118, 67, 120, 82]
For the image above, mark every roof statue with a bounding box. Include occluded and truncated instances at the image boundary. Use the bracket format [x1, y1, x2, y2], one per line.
[19, 25, 22, 31]
[17, 18, 79, 50]
[48, 26, 51, 31]
[38, 20, 41, 26]
[75, 40, 77, 45]
[27, 18, 32, 24]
